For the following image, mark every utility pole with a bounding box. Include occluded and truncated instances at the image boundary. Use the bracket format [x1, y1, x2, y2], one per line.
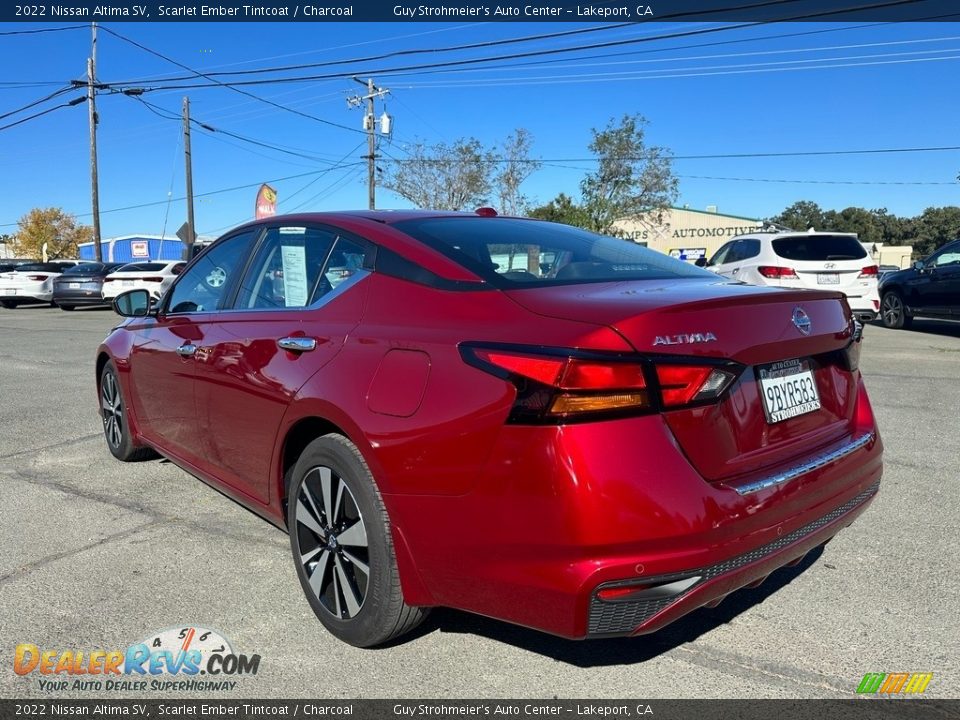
[87, 22, 102, 262]
[348, 77, 390, 210]
[182, 97, 196, 260]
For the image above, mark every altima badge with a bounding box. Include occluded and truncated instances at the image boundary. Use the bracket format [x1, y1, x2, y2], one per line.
[792, 307, 812, 335]
[654, 332, 717, 346]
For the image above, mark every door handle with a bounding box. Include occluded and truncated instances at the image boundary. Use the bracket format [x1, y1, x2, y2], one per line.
[278, 337, 317, 353]
[732, 268, 740, 274]
[176, 343, 198, 358]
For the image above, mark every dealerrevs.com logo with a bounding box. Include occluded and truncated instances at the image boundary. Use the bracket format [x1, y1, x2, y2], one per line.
[14, 626, 260, 692]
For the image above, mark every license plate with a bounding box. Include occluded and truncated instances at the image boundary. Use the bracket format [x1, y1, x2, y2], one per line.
[8, 289, 16, 295]
[817, 273, 840, 285]
[122, 280, 134, 287]
[69, 282, 80, 289]
[757, 358, 821, 424]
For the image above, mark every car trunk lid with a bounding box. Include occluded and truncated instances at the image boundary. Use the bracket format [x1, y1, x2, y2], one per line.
[505, 279, 860, 482]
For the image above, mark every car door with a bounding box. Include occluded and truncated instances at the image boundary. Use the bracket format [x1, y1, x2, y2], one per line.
[714, 240, 749, 280]
[914, 242, 960, 314]
[126, 230, 260, 465]
[193, 224, 374, 504]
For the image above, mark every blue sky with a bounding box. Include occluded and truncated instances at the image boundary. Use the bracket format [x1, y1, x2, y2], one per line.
[1, 19, 959, 239]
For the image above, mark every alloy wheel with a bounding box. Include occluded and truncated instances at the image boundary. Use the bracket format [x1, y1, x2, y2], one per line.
[295, 466, 370, 620]
[881, 293, 903, 327]
[101, 372, 123, 449]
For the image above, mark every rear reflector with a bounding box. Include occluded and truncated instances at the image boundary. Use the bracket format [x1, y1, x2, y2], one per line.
[758, 266, 799, 279]
[858, 265, 878, 278]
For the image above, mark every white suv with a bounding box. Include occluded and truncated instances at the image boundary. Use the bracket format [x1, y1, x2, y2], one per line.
[702, 231, 880, 321]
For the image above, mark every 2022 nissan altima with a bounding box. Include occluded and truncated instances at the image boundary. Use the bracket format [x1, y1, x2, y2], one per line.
[97, 210, 883, 647]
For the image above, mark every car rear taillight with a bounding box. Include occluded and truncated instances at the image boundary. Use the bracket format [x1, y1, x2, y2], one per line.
[27, 274, 49, 281]
[757, 266, 799, 279]
[858, 265, 878, 278]
[462, 345, 740, 423]
[103, 278, 115, 283]
[142, 277, 164, 283]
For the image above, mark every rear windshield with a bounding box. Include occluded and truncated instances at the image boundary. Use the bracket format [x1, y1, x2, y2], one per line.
[63, 263, 107, 274]
[116, 262, 167, 272]
[772, 235, 867, 261]
[15, 263, 64, 272]
[392, 217, 715, 286]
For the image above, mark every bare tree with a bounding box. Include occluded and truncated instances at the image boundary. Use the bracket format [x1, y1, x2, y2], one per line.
[494, 129, 541, 216]
[381, 138, 494, 211]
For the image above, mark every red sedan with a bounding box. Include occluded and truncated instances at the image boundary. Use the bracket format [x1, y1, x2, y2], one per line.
[97, 210, 882, 647]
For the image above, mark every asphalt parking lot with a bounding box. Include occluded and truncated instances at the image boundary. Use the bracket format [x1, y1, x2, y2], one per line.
[0, 305, 957, 700]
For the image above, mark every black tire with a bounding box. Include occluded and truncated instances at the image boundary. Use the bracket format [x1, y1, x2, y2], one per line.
[880, 290, 912, 329]
[1, 300, 17, 309]
[287, 433, 429, 647]
[99, 361, 157, 462]
[59, 304, 76, 311]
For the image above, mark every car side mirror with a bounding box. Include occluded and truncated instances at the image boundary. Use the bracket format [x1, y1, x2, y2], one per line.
[113, 288, 152, 317]
[694, 257, 708, 267]
[913, 260, 925, 271]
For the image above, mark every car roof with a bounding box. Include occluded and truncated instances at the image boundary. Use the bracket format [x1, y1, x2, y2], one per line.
[731, 231, 860, 241]
[225, 209, 493, 234]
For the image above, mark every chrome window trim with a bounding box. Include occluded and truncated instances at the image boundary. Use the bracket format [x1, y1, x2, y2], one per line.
[731, 432, 876, 496]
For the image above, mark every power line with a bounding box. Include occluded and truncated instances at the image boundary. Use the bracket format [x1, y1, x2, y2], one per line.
[0, 25, 86, 36]
[0, 164, 367, 228]
[396, 11, 960, 80]
[105, 0, 932, 92]
[111, 22, 639, 84]
[98, 26, 367, 136]
[0, 85, 74, 121]
[0, 97, 85, 132]
[677, 174, 958, 185]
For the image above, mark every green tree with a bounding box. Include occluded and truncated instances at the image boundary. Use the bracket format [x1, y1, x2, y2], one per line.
[11, 208, 91, 259]
[579, 114, 678, 236]
[911, 206, 960, 257]
[528, 193, 589, 227]
[826, 206, 883, 246]
[769, 201, 826, 231]
[381, 137, 495, 211]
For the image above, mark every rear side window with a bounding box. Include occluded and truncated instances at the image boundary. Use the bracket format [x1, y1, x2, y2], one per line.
[393, 217, 714, 286]
[772, 235, 867, 261]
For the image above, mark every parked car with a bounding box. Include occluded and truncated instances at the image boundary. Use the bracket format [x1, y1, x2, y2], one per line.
[0, 262, 67, 308]
[701, 231, 881, 321]
[53, 262, 126, 310]
[0, 258, 40, 273]
[878, 239, 960, 328]
[101, 261, 185, 303]
[98, 211, 882, 647]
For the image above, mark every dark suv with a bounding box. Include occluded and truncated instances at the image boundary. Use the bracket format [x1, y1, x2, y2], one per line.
[879, 239, 960, 328]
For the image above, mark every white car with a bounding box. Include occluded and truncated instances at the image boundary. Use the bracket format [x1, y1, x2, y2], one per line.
[703, 231, 881, 321]
[102, 261, 186, 302]
[0, 262, 67, 308]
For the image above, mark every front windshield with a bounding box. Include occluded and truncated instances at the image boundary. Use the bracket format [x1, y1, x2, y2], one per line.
[392, 217, 715, 286]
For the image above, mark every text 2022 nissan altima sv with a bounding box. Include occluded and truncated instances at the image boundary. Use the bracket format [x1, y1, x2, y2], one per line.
[97, 210, 882, 647]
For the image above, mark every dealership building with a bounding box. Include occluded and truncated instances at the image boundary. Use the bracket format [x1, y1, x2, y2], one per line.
[613, 205, 765, 262]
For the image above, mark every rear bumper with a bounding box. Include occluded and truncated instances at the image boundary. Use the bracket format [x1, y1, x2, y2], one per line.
[386, 379, 883, 640]
[0, 290, 52, 302]
[589, 481, 878, 636]
[53, 290, 109, 306]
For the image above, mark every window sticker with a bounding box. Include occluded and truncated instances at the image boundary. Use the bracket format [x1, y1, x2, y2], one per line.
[280, 245, 309, 307]
[279, 227, 306, 235]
